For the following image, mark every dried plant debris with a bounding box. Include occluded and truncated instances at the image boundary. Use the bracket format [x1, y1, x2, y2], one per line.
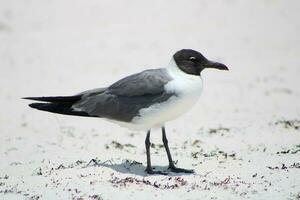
[191, 151, 202, 159]
[198, 127, 231, 136]
[109, 174, 253, 194]
[109, 174, 188, 189]
[0, 185, 31, 197]
[10, 162, 22, 166]
[191, 148, 236, 159]
[32, 167, 43, 176]
[191, 139, 202, 146]
[276, 144, 300, 155]
[0, 175, 9, 180]
[290, 163, 300, 169]
[274, 119, 300, 130]
[86, 158, 102, 167]
[29, 195, 42, 200]
[105, 141, 136, 150]
[54, 160, 87, 170]
[123, 159, 142, 167]
[42, 158, 142, 176]
[85, 158, 114, 167]
[267, 163, 300, 170]
[212, 176, 231, 186]
[30, 160, 91, 176]
[186, 176, 252, 193]
[293, 192, 300, 200]
[88, 195, 103, 200]
[209, 127, 230, 134]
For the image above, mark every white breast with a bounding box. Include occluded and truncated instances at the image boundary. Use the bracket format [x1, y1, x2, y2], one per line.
[120, 58, 203, 131]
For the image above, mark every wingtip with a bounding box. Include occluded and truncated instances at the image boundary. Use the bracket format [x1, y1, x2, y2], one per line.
[28, 102, 46, 109]
[22, 97, 35, 100]
[28, 103, 35, 108]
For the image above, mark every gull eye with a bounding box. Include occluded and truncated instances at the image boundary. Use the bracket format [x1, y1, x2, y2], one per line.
[189, 56, 196, 61]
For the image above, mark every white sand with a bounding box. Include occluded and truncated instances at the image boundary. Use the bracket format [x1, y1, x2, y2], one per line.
[1, 0, 300, 199]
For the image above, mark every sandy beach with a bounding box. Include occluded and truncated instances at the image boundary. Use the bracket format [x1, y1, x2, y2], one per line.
[1, 0, 300, 199]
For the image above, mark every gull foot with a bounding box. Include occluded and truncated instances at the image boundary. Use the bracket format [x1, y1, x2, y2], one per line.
[169, 166, 194, 174]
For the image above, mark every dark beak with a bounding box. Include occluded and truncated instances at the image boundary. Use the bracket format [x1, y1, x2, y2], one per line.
[205, 60, 229, 71]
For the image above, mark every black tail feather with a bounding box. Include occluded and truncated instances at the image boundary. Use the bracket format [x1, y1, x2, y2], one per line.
[28, 102, 91, 117]
[25, 94, 92, 117]
[23, 95, 82, 103]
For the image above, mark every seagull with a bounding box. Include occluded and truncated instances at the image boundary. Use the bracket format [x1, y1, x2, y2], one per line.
[24, 49, 228, 175]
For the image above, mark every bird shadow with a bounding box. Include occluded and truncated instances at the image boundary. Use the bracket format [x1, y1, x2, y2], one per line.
[84, 158, 195, 177]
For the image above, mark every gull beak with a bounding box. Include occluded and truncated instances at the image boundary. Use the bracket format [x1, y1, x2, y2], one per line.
[205, 60, 229, 71]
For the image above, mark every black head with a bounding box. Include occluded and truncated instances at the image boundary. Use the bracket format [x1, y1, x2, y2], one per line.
[173, 49, 228, 75]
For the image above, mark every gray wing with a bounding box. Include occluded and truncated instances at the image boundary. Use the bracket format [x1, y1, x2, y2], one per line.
[108, 68, 172, 96]
[72, 68, 175, 122]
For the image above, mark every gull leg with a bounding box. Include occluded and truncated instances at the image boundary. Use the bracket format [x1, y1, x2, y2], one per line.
[162, 126, 194, 173]
[145, 130, 166, 175]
